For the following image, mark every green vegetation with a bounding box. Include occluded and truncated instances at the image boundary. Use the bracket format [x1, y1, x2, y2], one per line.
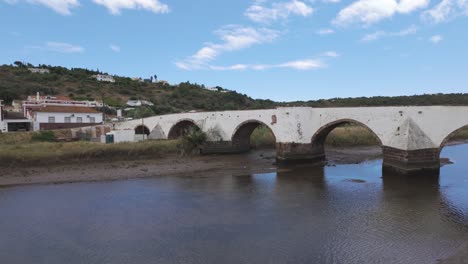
[250, 125, 276, 149]
[178, 127, 207, 156]
[0, 63, 275, 114]
[0, 140, 179, 167]
[31, 131, 56, 142]
[325, 126, 381, 147]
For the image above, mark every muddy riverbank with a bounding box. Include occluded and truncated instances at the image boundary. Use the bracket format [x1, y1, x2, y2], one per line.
[0, 146, 384, 187]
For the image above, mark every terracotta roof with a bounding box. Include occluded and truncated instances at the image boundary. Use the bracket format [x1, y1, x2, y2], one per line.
[36, 106, 100, 114]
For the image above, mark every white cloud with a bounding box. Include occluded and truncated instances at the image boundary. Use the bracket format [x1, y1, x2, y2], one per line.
[245, 0, 314, 23]
[92, 0, 169, 14]
[209, 58, 326, 71]
[429, 34, 443, 44]
[321, 51, 340, 57]
[361, 25, 418, 41]
[176, 25, 279, 70]
[25, 42, 84, 53]
[110, 44, 121, 52]
[317, 28, 335, 35]
[4, 0, 79, 15]
[333, 0, 429, 26]
[422, 0, 468, 23]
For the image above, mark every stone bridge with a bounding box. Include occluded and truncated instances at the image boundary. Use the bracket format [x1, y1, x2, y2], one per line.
[115, 106, 468, 173]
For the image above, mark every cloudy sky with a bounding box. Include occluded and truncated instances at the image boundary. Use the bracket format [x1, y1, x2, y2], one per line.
[1, 0, 467, 101]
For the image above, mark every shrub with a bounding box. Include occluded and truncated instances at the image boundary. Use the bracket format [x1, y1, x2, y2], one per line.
[178, 127, 207, 156]
[32, 131, 56, 142]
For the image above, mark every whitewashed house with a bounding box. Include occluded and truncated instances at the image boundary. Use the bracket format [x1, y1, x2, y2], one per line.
[31, 106, 103, 131]
[28, 68, 50, 74]
[126, 100, 154, 107]
[93, 74, 115, 83]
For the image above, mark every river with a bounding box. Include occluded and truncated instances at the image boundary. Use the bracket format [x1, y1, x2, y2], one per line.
[1, 144, 468, 264]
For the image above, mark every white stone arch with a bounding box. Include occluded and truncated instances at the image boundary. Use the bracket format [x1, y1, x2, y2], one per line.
[439, 124, 468, 149]
[231, 119, 277, 152]
[310, 118, 383, 158]
[167, 118, 202, 140]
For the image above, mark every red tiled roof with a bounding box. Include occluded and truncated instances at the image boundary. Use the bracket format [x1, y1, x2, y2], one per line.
[36, 106, 100, 113]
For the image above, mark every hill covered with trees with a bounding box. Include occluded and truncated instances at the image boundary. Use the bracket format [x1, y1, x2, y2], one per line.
[0, 62, 276, 116]
[1, 62, 467, 116]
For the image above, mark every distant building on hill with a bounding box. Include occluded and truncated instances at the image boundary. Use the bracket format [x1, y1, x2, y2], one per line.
[28, 68, 50, 74]
[93, 74, 115, 83]
[126, 100, 154, 107]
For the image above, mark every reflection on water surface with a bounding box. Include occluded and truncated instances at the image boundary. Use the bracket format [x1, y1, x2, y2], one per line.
[0, 145, 468, 264]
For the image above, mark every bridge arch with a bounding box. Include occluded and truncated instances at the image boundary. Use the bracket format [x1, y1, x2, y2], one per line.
[231, 120, 276, 152]
[439, 124, 468, 150]
[168, 119, 201, 140]
[311, 119, 383, 160]
[135, 125, 150, 136]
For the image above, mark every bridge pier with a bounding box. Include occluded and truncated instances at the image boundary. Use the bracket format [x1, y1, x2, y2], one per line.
[382, 146, 441, 174]
[200, 141, 248, 154]
[276, 143, 325, 164]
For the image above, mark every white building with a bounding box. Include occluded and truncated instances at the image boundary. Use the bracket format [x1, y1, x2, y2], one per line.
[28, 68, 50, 74]
[204, 87, 219, 92]
[31, 106, 103, 131]
[94, 74, 115, 83]
[0, 100, 5, 132]
[23, 93, 103, 119]
[126, 100, 154, 107]
[1, 100, 33, 132]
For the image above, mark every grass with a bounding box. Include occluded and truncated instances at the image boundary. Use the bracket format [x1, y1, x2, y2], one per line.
[250, 125, 276, 149]
[325, 126, 381, 147]
[0, 140, 179, 167]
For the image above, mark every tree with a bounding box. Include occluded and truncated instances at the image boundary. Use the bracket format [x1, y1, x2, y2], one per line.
[13, 61, 25, 68]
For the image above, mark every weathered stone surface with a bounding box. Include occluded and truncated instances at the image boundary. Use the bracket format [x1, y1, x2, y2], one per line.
[115, 106, 468, 171]
[276, 143, 323, 164]
[382, 146, 440, 172]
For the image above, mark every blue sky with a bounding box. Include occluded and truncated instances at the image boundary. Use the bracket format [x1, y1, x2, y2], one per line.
[1, 0, 467, 101]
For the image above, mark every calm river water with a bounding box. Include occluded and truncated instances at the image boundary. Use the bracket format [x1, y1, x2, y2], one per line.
[1, 145, 468, 264]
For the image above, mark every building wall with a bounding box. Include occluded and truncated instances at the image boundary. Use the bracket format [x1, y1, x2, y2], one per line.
[34, 112, 103, 131]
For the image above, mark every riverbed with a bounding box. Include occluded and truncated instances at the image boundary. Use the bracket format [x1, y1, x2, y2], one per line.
[1, 144, 468, 263]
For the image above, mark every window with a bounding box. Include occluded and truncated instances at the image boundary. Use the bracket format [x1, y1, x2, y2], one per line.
[64, 117, 71, 123]
[76, 117, 82, 123]
[48, 116, 55, 123]
[89, 117, 96, 123]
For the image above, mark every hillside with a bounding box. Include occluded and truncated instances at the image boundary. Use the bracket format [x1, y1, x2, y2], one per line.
[1, 62, 468, 116]
[0, 62, 276, 115]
